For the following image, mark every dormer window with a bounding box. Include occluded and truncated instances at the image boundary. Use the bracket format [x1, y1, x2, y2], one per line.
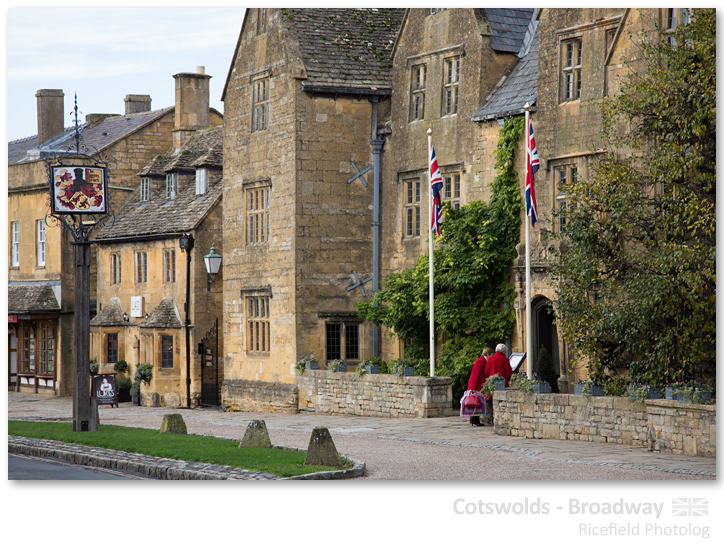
[140, 177, 151, 203]
[196, 168, 208, 195]
[166, 173, 177, 201]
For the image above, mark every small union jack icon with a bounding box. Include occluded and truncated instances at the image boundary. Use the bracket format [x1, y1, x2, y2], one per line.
[672, 498, 708, 516]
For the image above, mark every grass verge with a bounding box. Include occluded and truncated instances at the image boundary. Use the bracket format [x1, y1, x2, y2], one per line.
[8, 421, 341, 478]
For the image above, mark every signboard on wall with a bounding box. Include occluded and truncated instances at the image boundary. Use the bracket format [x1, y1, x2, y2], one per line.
[51, 165, 108, 214]
[92, 374, 117, 406]
[130, 296, 144, 318]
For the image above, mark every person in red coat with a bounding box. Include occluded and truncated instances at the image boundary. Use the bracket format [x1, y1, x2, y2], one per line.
[482, 343, 514, 424]
[461, 347, 493, 426]
[484, 343, 513, 386]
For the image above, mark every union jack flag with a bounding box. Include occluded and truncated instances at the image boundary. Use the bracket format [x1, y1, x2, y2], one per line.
[672, 498, 708, 517]
[526, 119, 540, 226]
[430, 142, 444, 236]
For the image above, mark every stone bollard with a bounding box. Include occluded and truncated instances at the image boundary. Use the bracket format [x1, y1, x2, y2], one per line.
[304, 427, 343, 468]
[160, 413, 187, 434]
[239, 420, 272, 448]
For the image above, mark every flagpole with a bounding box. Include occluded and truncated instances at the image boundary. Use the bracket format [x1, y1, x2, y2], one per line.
[428, 128, 435, 378]
[524, 103, 533, 380]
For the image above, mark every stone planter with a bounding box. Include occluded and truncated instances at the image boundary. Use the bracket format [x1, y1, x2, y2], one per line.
[679, 390, 712, 404]
[533, 381, 550, 394]
[365, 364, 380, 374]
[665, 387, 683, 401]
[306, 360, 319, 370]
[394, 366, 415, 377]
[629, 385, 661, 400]
[574, 383, 603, 397]
[329, 365, 347, 373]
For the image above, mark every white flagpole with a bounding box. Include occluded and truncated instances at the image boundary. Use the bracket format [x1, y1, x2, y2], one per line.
[524, 103, 533, 380]
[428, 128, 435, 378]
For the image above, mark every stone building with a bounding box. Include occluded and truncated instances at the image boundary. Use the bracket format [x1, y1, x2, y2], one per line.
[7, 67, 221, 397]
[378, 8, 535, 359]
[91, 124, 224, 408]
[220, 8, 404, 410]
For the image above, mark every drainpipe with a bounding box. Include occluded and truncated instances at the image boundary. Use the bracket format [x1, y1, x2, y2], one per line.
[370, 97, 384, 358]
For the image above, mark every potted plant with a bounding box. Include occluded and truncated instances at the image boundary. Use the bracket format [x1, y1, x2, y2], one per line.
[665, 382, 684, 401]
[116, 376, 132, 402]
[114, 359, 129, 375]
[574, 379, 603, 398]
[531, 373, 551, 394]
[390, 359, 414, 377]
[132, 363, 153, 406]
[627, 382, 661, 402]
[328, 359, 347, 373]
[510, 372, 532, 394]
[679, 383, 713, 404]
[301, 355, 318, 371]
[482, 374, 505, 396]
[356, 361, 379, 375]
[89, 358, 99, 374]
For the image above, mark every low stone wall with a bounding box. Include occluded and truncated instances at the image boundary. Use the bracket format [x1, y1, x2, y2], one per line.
[494, 390, 716, 457]
[297, 371, 454, 418]
[222, 379, 298, 413]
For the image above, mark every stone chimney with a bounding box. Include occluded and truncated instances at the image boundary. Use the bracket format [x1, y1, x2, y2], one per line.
[173, 66, 211, 149]
[125, 94, 152, 115]
[36, 89, 64, 146]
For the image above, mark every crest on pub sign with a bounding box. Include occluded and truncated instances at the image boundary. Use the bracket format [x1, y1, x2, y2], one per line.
[51, 165, 108, 214]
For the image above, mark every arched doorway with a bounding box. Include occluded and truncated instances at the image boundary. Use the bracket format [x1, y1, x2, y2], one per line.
[532, 296, 560, 378]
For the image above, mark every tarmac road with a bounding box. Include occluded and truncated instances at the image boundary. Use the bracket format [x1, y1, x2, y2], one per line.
[7, 392, 715, 480]
[8, 453, 152, 480]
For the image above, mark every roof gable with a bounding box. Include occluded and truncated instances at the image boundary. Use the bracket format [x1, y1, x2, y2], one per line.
[281, 8, 404, 94]
[139, 297, 182, 328]
[475, 8, 535, 54]
[8, 285, 60, 313]
[96, 126, 223, 240]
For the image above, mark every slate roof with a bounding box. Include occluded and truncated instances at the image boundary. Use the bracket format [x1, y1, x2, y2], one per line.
[139, 297, 182, 329]
[481, 8, 536, 54]
[472, 17, 538, 122]
[8, 285, 60, 313]
[95, 126, 223, 240]
[90, 299, 129, 327]
[282, 8, 405, 94]
[8, 109, 172, 165]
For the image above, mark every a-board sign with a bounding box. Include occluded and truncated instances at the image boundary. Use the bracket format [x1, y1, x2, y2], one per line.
[92, 374, 118, 406]
[509, 352, 526, 372]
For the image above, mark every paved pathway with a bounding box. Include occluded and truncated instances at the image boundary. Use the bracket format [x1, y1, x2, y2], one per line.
[7, 393, 715, 480]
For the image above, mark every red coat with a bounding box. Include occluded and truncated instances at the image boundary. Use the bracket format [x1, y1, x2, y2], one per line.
[484, 352, 513, 386]
[467, 354, 487, 391]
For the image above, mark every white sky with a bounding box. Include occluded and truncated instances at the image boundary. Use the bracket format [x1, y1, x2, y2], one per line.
[5, 6, 246, 142]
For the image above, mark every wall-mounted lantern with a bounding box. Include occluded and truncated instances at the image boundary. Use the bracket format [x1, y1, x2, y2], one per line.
[203, 243, 222, 292]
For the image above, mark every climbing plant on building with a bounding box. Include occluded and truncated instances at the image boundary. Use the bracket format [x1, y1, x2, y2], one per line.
[356, 116, 524, 391]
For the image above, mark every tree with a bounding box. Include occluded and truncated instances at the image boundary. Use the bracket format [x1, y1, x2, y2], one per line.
[356, 117, 524, 393]
[549, 9, 715, 388]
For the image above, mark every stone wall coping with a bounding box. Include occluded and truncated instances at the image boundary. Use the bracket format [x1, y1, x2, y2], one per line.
[299, 371, 453, 384]
[497, 389, 716, 413]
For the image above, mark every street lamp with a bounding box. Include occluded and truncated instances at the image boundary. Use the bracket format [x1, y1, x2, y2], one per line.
[203, 243, 222, 292]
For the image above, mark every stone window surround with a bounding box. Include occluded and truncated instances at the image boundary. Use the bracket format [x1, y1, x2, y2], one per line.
[406, 45, 465, 123]
[140, 177, 151, 203]
[251, 74, 270, 132]
[244, 179, 271, 245]
[319, 313, 362, 364]
[164, 248, 176, 283]
[256, 8, 267, 35]
[11, 220, 20, 267]
[110, 252, 122, 285]
[36, 219, 46, 267]
[404, 178, 421, 238]
[135, 249, 148, 284]
[244, 291, 271, 354]
[554, 163, 578, 233]
[161, 334, 174, 368]
[442, 56, 460, 117]
[409, 63, 426, 122]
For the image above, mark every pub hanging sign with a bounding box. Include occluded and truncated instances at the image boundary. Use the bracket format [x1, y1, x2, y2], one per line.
[51, 165, 108, 214]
